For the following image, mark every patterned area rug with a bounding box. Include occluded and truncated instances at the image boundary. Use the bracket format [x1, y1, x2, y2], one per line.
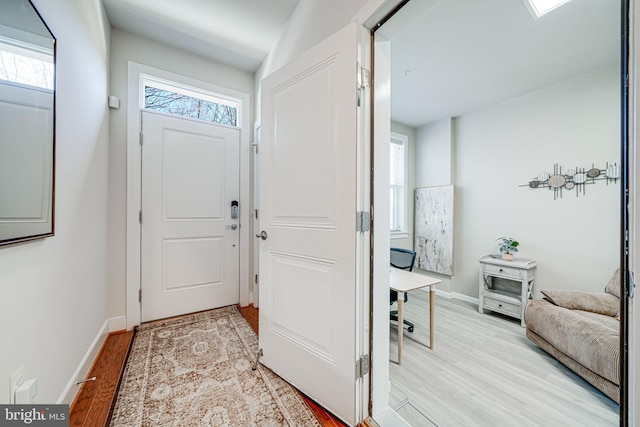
[110, 306, 321, 426]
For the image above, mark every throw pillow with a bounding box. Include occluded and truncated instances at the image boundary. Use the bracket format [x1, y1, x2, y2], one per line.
[541, 289, 620, 317]
[604, 268, 622, 298]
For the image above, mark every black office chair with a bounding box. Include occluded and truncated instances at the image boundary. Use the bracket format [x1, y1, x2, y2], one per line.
[390, 247, 417, 333]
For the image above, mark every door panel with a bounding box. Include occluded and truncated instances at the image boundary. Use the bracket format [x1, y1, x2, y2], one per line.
[268, 68, 338, 229]
[163, 237, 222, 290]
[270, 252, 337, 358]
[141, 111, 240, 322]
[259, 23, 360, 425]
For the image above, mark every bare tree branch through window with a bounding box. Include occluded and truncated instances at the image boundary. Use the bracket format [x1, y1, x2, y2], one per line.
[144, 86, 237, 126]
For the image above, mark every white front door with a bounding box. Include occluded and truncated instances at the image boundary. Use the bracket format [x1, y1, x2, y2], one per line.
[259, 23, 361, 425]
[141, 110, 240, 322]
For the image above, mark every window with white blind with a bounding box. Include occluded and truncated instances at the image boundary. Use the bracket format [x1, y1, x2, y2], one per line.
[390, 132, 408, 234]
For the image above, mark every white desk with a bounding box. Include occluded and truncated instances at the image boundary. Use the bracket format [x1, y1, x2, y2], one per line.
[390, 268, 441, 365]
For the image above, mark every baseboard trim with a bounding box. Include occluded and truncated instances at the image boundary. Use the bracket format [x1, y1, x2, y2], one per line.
[108, 316, 126, 333]
[57, 316, 125, 405]
[362, 416, 380, 427]
[371, 408, 411, 426]
[435, 289, 479, 305]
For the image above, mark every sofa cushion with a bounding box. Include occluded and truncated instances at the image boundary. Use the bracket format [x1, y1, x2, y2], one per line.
[573, 310, 620, 333]
[525, 299, 620, 385]
[604, 268, 622, 298]
[540, 289, 619, 317]
[526, 328, 620, 403]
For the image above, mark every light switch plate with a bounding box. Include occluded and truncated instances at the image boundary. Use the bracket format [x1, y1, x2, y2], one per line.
[108, 95, 120, 109]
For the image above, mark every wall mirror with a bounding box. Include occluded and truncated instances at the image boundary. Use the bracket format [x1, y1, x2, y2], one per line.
[0, 0, 55, 246]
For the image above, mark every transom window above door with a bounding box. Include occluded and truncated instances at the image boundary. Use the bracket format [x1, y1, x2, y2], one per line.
[141, 76, 240, 127]
[0, 37, 54, 90]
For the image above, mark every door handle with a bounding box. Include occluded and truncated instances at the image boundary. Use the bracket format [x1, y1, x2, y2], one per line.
[256, 230, 268, 240]
[231, 200, 239, 219]
[226, 224, 238, 230]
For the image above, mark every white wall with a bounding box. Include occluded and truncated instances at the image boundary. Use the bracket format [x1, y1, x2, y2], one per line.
[413, 117, 456, 290]
[107, 29, 255, 318]
[0, 0, 110, 404]
[416, 117, 453, 188]
[254, 0, 369, 118]
[411, 68, 619, 297]
[452, 65, 620, 298]
[390, 121, 416, 250]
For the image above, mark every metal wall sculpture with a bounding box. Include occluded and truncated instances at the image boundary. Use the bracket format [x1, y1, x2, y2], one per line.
[522, 162, 619, 199]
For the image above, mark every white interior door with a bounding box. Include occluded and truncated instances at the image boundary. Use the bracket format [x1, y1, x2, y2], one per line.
[259, 23, 361, 425]
[253, 123, 261, 308]
[141, 111, 240, 322]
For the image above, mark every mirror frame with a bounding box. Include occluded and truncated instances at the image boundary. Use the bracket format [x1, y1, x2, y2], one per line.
[0, 0, 56, 247]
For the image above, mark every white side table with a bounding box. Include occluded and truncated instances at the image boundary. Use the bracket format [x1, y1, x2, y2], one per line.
[478, 256, 536, 327]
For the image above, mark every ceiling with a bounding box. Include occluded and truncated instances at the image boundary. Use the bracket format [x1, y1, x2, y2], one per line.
[102, 0, 299, 72]
[101, 0, 620, 128]
[380, 0, 620, 127]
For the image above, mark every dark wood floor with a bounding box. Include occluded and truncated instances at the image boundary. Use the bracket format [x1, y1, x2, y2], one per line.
[69, 306, 348, 427]
[69, 330, 134, 427]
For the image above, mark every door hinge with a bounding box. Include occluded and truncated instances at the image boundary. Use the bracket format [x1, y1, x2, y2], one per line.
[357, 64, 370, 107]
[356, 354, 369, 379]
[139, 132, 143, 146]
[360, 65, 371, 89]
[255, 274, 259, 284]
[356, 211, 370, 232]
[254, 209, 259, 219]
[251, 142, 258, 154]
[138, 210, 142, 224]
[138, 289, 142, 302]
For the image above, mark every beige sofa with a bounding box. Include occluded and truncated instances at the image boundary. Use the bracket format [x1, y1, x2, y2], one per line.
[524, 270, 621, 403]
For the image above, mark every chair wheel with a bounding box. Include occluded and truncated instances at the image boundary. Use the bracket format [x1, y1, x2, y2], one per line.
[408, 326, 414, 333]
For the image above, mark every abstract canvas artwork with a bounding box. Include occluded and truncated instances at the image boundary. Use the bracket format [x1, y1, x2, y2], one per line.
[414, 185, 454, 275]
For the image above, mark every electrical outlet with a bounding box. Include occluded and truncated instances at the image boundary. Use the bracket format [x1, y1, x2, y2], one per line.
[10, 365, 24, 404]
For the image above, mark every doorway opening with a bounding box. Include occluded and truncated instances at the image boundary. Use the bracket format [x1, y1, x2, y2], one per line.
[125, 63, 252, 330]
[370, 0, 628, 425]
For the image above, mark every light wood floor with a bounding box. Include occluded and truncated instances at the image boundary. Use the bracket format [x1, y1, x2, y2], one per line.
[389, 290, 619, 427]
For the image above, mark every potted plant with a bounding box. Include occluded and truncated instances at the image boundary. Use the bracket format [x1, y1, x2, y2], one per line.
[496, 237, 519, 261]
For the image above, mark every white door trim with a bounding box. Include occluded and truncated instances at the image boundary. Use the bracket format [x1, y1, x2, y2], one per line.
[628, 0, 638, 422]
[351, 0, 409, 419]
[252, 120, 260, 308]
[125, 62, 251, 330]
[370, 32, 392, 419]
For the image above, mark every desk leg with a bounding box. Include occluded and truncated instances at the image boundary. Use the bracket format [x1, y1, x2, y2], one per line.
[397, 291, 404, 365]
[429, 288, 435, 349]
